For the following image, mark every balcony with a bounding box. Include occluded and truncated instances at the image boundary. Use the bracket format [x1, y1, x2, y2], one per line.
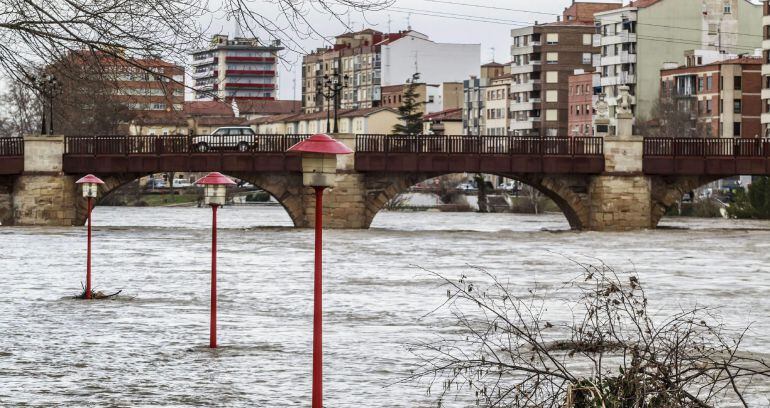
[762, 89, 770, 101]
[763, 64, 770, 76]
[601, 51, 636, 66]
[764, 39, 770, 51]
[509, 118, 538, 130]
[510, 80, 541, 93]
[601, 32, 636, 46]
[600, 73, 635, 87]
[762, 112, 770, 124]
[192, 69, 216, 78]
[224, 70, 276, 76]
[763, 15, 770, 26]
[509, 64, 539, 75]
[510, 101, 534, 112]
[192, 56, 216, 66]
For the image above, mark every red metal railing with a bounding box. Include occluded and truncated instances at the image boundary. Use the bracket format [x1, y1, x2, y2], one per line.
[64, 134, 309, 155]
[643, 137, 770, 157]
[355, 135, 603, 156]
[0, 137, 23, 156]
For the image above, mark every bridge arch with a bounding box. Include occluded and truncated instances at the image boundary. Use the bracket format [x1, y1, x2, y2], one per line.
[74, 172, 308, 227]
[649, 175, 725, 226]
[361, 172, 594, 230]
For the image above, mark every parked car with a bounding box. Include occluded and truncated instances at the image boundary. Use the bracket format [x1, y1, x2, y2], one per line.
[457, 183, 477, 192]
[192, 127, 256, 152]
[172, 178, 192, 188]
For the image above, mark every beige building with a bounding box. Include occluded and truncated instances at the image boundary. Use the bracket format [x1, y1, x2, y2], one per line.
[381, 82, 464, 114]
[255, 107, 401, 135]
[422, 108, 463, 135]
[484, 75, 513, 135]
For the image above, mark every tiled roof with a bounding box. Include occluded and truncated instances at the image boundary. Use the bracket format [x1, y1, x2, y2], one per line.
[423, 108, 462, 121]
[184, 101, 234, 117]
[237, 100, 301, 115]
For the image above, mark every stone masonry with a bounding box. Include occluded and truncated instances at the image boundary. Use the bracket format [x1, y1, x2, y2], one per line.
[6, 129, 709, 230]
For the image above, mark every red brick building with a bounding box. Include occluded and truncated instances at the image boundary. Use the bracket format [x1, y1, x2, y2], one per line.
[660, 57, 762, 138]
[567, 71, 595, 136]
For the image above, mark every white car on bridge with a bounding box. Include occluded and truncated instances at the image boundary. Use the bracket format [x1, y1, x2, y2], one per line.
[192, 127, 256, 152]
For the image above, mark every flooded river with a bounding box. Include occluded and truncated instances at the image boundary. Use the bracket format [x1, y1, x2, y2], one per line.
[1, 206, 769, 406]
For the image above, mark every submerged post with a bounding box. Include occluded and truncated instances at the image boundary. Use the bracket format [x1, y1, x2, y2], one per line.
[75, 174, 105, 299]
[287, 134, 352, 408]
[195, 172, 236, 349]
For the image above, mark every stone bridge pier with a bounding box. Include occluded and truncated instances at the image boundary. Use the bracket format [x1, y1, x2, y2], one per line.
[4, 123, 704, 230]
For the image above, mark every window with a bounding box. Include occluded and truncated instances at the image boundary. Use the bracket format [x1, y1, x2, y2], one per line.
[706, 99, 712, 114]
[576, 105, 582, 115]
[698, 77, 703, 92]
[582, 53, 592, 64]
[724, 2, 731, 14]
[733, 122, 741, 136]
[583, 34, 592, 45]
[707, 76, 713, 90]
[546, 90, 558, 102]
[546, 52, 558, 64]
[545, 109, 558, 121]
[546, 71, 558, 83]
[546, 33, 559, 44]
[576, 86, 581, 95]
[734, 75, 742, 90]
[734, 99, 742, 113]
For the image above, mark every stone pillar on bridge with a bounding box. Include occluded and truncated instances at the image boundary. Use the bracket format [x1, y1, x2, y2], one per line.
[587, 87, 653, 230]
[301, 133, 369, 229]
[11, 135, 80, 226]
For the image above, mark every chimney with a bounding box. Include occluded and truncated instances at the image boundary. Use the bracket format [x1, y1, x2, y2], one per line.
[557, 16, 561, 22]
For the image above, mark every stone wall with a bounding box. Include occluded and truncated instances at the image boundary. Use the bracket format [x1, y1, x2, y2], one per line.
[0, 177, 15, 225]
[13, 174, 80, 225]
[587, 175, 652, 230]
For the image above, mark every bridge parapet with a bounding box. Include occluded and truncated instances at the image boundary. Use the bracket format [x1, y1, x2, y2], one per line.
[0, 137, 24, 175]
[643, 137, 770, 175]
[353, 134, 604, 174]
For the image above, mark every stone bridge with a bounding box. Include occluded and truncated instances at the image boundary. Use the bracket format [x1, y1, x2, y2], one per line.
[0, 115, 762, 230]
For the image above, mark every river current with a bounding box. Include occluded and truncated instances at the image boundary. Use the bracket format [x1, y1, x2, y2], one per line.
[1, 206, 769, 406]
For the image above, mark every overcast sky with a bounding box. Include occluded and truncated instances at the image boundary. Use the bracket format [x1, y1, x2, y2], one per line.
[213, 0, 624, 100]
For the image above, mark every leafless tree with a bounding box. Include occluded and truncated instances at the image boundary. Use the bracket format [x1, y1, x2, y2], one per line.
[0, 0, 394, 85]
[0, 76, 41, 136]
[638, 96, 710, 138]
[406, 260, 770, 407]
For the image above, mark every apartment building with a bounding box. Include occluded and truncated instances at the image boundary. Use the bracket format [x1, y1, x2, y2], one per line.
[762, 0, 770, 136]
[485, 75, 512, 135]
[191, 35, 282, 101]
[509, 9, 611, 136]
[595, 0, 762, 126]
[660, 56, 762, 138]
[302, 29, 479, 113]
[568, 71, 596, 136]
[462, 62, 512, 135]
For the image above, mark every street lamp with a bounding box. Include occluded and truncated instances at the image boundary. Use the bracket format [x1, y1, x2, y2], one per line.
[194, 172, 236, 349]
[27, 74, 61, 135]
[287, 134, 353, 408]
[75, 174, 105, 300]
[316, 70, 349, 133]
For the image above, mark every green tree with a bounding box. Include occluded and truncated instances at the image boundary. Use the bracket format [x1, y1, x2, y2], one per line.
[727, 176, 770, 219]
[392, 72, 423, 135]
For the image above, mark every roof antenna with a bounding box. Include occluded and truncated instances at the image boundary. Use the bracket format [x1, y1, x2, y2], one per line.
[407, 13, 412, 31]
[388, 14, 392, 33]
[234, 15, 242, 38]
[490, 47, 496, 63]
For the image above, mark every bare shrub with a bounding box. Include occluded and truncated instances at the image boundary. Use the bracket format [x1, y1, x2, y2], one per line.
[406, 261, 769, 407]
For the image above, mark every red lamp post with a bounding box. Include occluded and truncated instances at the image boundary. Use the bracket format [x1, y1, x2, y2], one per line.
[75, 174, 105, 300]
[194, 172, 236, 349]
[287, 134, 353, 408]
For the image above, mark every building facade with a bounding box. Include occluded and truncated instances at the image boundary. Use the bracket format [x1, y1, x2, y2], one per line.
[762, 0, 770, 136]
[595, 0, 762, 127]
[191, 35, 282, 101]
[302, 29, 479, 113]
[568, 71, 596, 136]
[485, 75, 512, 135]
[509, 19, 603, 136]
[660, 56, 762, 138]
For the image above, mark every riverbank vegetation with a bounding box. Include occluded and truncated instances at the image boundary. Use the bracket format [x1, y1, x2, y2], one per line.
[727, 176, 770, 219]
[408, 261, 769, 406]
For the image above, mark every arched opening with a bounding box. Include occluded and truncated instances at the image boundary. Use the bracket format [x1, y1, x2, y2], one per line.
[652, 175, 749, 228]
[366, 172, 591, 231]
[77, 172, 303, 228]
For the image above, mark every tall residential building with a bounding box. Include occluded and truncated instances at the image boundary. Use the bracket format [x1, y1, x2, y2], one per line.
[510, 3, 616, 137]
[191, 35, 283, 101]
[594, 0, 762, 125]
[660, 56, 762, 138]
[485, 75, 513, 135]
[762, 0, 770, 136]
[302, 29, 479, 113]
